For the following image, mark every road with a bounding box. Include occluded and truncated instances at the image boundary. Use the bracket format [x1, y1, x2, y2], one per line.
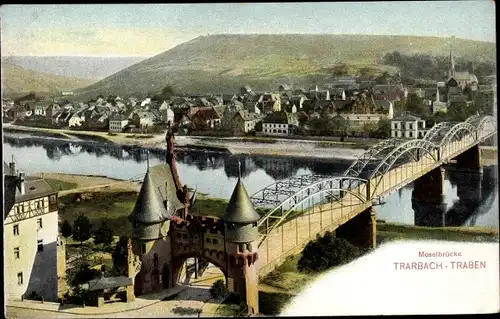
[6, 266, 227, 318]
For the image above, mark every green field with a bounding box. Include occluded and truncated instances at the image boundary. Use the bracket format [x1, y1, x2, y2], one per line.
[59, 191, 137, 235]
[45, 178, 78, 191]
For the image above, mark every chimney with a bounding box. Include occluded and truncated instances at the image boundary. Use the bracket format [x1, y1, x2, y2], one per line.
[8, 162, 15, 176]
[18, 172, 26, 195]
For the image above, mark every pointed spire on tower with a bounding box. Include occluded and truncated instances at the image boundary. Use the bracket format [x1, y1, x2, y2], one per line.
[237, 159, 242, 180]
[449, 38, 456, 79]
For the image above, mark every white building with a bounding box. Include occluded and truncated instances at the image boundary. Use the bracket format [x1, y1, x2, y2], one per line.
[3, 162, 66, 302]
[159, 101, 175, 126]
[68, 110, 86, 128]
[391, 114, 428, 139]
[432, 87, 447, 114]
[262, 111, 298, 137]
[109, 114, 129, 133]
[342, 113, 386, 128]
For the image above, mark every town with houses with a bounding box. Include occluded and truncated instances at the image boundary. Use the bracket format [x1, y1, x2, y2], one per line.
[2, 52, 496, 141]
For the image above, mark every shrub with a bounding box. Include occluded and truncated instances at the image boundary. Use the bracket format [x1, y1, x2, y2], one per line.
[262, 270, 285, 286]
[297, 231, 360, 273]
[209, 279, 228, 300]
[93, 221, 114, 246]
[72, 214, 92, 244]
[61, 220, 73, 238]
[112, 235, 129, 275]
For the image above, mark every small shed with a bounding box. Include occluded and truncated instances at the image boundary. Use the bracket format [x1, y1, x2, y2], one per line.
[80, 276, 133, 307]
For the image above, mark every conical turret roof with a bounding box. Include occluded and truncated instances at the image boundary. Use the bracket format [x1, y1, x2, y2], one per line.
[129, 164, 185, 225]
[223, 178, 260, 224]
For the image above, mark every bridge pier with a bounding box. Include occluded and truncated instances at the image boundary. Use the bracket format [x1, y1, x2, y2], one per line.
[412, 167, 445, 204]
[455, 145, 482, 173]
[335, 207, 376, 249]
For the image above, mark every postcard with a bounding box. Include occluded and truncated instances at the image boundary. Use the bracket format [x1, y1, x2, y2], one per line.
[2, 2, 498, 317]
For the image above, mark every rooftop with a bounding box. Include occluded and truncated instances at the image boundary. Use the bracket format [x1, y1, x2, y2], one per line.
[223, 177, 260, 224]
[129, 164, 185, 225]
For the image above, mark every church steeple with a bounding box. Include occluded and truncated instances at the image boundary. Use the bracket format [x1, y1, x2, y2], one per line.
[449, 40, 456, 79]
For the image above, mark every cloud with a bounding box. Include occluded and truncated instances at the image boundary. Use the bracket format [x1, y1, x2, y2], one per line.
[1, 26, 200, 57]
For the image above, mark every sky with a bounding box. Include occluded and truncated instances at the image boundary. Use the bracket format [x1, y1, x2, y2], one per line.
[0, 2, 496, 57]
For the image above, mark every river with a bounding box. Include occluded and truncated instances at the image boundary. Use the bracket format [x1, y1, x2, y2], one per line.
[3, 134, 498, 229]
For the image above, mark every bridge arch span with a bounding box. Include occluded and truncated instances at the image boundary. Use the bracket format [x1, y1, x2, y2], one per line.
[256, 176, 369, 246]
[343, 138, 408, 178]
[438, 122, 478, 147]
[475, 116, 497, 139]
[250, 174, 329, 207]
[423, 121, 456, 144]
[367, 139, 439, 199]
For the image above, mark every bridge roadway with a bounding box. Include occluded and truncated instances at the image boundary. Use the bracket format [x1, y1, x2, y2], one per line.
[252, 115, 497, 277]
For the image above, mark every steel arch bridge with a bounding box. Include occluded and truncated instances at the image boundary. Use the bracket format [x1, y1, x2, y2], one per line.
[250, 115, 497, 256]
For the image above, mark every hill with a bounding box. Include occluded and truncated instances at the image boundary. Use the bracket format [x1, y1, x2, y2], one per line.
[74, 34, 497, 98]
[2, 56, 146, 80]
[1, 63, 96, 96]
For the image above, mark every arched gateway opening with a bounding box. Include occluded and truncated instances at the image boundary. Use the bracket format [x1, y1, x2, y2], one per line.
[173, 255, 227, 291]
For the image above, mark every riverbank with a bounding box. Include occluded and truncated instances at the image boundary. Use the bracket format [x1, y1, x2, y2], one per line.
[3, 123, 370, 160]
[45, 172, 499, 235]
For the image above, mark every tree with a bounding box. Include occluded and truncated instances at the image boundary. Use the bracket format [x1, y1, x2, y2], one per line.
[376, 118, 391, 138]
[72, 214, 92, 244]
[362, 122, 378, 136]
[93, 221, 114, 246]
[69, 263, 100, 287]
[332, 64, 350, 77]
[61, 220, 73, 238]
[155, 85, 175, 101]
[209, 279, 228, 300]
[405, 93, 427, 116]
[375, 71, 391, 85]
[112, 235, 130, 275]
[298, 231, 360, 273]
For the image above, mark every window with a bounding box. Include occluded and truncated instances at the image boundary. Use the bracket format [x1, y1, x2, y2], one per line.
[17, 272, 23, 285]
[206, 237, 211, 244]
[13, 224, 19, 236]
[153, 253, 159, 267]
[49, 195, 56, 204]
[409, 131, 413, 138]
[246, 243, 253, 252]
[36, 201, 41, 209]
[238, 244, 244, 253]
[213, 239, 218, 245]
[16, 206, 21, 214]
[273, 129, 276, 133]
[142, 244, 147, 254]
[14, 247, 20, 259]
[37, 239, 43, 252]
[409, 123, 413, 130]
[37, 218, 43, 229]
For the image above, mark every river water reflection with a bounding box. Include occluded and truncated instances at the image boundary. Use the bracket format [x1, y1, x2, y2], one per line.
[3, 135, 498, 229]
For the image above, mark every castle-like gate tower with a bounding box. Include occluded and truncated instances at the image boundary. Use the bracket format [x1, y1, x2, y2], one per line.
[128, 131, 259, 314]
